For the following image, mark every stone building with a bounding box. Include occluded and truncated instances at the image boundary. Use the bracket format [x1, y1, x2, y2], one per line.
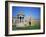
[12, 11, 31, 27]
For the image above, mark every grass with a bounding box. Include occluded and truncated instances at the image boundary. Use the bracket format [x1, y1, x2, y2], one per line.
[12, 24, 40, 30]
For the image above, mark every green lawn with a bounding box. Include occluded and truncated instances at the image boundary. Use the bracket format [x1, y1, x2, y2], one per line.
[12, 24, 40, 30]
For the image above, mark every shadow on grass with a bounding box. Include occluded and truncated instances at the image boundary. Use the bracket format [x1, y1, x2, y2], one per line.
[12, 24, 40, 30]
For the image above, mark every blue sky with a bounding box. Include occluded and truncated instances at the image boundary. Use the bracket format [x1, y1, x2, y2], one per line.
[12, 6, 40, 19]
